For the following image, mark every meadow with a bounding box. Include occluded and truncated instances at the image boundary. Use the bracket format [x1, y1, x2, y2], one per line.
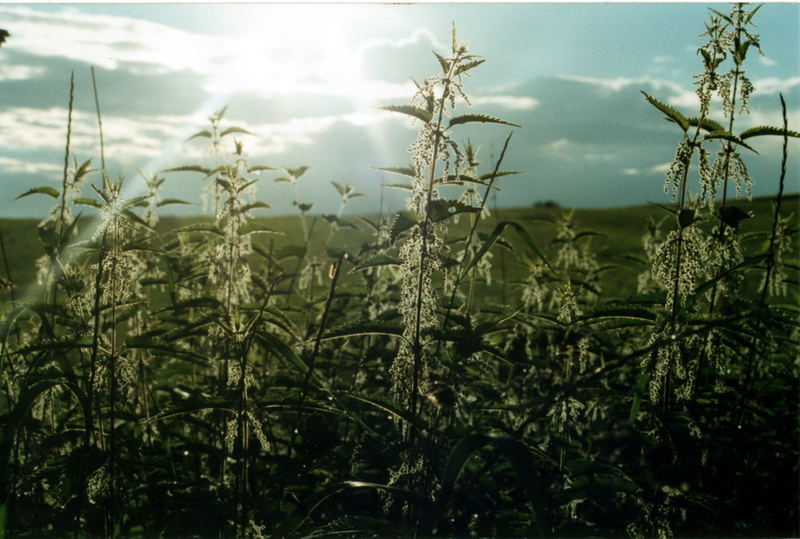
[1, 7, 799, 538]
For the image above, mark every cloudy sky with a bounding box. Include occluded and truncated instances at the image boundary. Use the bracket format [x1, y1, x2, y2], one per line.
[1, 2, 798, 218]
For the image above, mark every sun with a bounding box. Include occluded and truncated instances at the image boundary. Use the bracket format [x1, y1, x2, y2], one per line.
[205, 5, 368, 102]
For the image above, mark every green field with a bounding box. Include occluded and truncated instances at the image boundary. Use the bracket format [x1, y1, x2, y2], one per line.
[3, 194, 796, 304]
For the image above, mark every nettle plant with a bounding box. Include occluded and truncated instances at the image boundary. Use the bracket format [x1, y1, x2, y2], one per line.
[639, 2, 799, 409]
[0, 12, 798, 539]
[381, 27, 519, 433]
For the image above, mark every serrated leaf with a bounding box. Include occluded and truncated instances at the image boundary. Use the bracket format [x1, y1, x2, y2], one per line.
[247, 165, 277, 173]
[186, 129, 212, 142]
[125, 336, 209, 365]
[73, 197, 102, 208]
[739, 125, 800, 140]
[15, 186, 59, 200]
[704, 130, 758, 153]
[641, 91, 689, 132]
[380, 105, 432, 124]
[433, 50, 450, 73]
[687, 117, 725, 133]
[448, 113, 520, 129]
[463, 221, 554, 277]
[323, 320, 405, 341]
[122, 209, 155, 233]
[163, 165, 211, 175]
[241, 201, 271, 212]
[719, 206, 751, 229]
[454, 58, 485, 76]
[390, 210, 417, 244]
[236, 222, 282, 236]
[124, 195, 152, 209]
[374, 166, 417, 178]
[219, 126, 256, 138]
[678, 208, 696, 228]
[171, 223, 224, 236]
[156, 198, 192, 207]
[428, 200, 481, 222]
[331, 181, 346, 197]
[478, 170, 522, 181]
[384, 183, 413, 191]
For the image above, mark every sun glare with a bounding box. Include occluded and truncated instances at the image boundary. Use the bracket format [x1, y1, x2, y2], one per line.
[208, 6, 369, 102]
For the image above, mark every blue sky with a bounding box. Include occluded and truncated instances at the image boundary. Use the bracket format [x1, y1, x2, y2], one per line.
[0, 2, 798, 218]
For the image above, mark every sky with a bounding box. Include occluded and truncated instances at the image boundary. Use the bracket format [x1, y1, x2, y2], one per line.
[0, 2, 798, 218]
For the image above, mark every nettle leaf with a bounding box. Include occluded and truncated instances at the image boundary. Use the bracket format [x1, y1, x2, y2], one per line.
[157, 198, 192, 207]
[219, 126, 256, 138]
[285, 165, 310, 179]
[15, 186, 59, 200]
[433, 50, 450, 73]
[718, 206, 751, 229]
[439, 174, 500, 191]
[454, 58, 485, 76]
[641, 91, 689, 132]
[464, 221, 554, 277]
[428, 200, 481, 222]
[171, 223, 224, 236]
[375, 166, 417, 179]
[448, 113, 520, 129]
[380, 105, 433, 124]
[687, 117, 725, 133]
[73, 197, 102, 208]
[237, 222, 282, 236]
[384, 183, 413, 191]
[186, 129, 212, 142]
[122, 209, 156, 233]
[479, 170, 522, 181]
[323, 320, 405, 341]
[704, 130, 758, 153]
[163, 165, 211, 175]
[73, 158, 94, 182]
[331, 181, 347, 197]
[739, 125, 800, 140]
[241, 201, 271, 212]
[678, 208, 696, 228]
[390, 210, 418, 244]
[248, 165, 277, 173]
[124, 195, 152, 209]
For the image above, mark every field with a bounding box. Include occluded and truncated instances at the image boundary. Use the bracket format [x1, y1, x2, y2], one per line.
[1, 6, 799, 539]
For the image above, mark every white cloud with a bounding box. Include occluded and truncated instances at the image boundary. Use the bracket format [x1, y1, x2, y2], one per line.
[558, 74, 685, 95]
[0, 156, 61, 176]
[752, 76, 800, 95]
[355, 27, 448, 59]
[650, 163, 671, 173]
[546, 138, 570, 151]
[0, 5, 418, 104]
[653, 55, 673, 64]
[622, 168, 639, 175]
[759, 55, 778, 67]
[0, 63, 45, 81]
[0, 6, 226, 74]
[471, 95, 540, 110]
